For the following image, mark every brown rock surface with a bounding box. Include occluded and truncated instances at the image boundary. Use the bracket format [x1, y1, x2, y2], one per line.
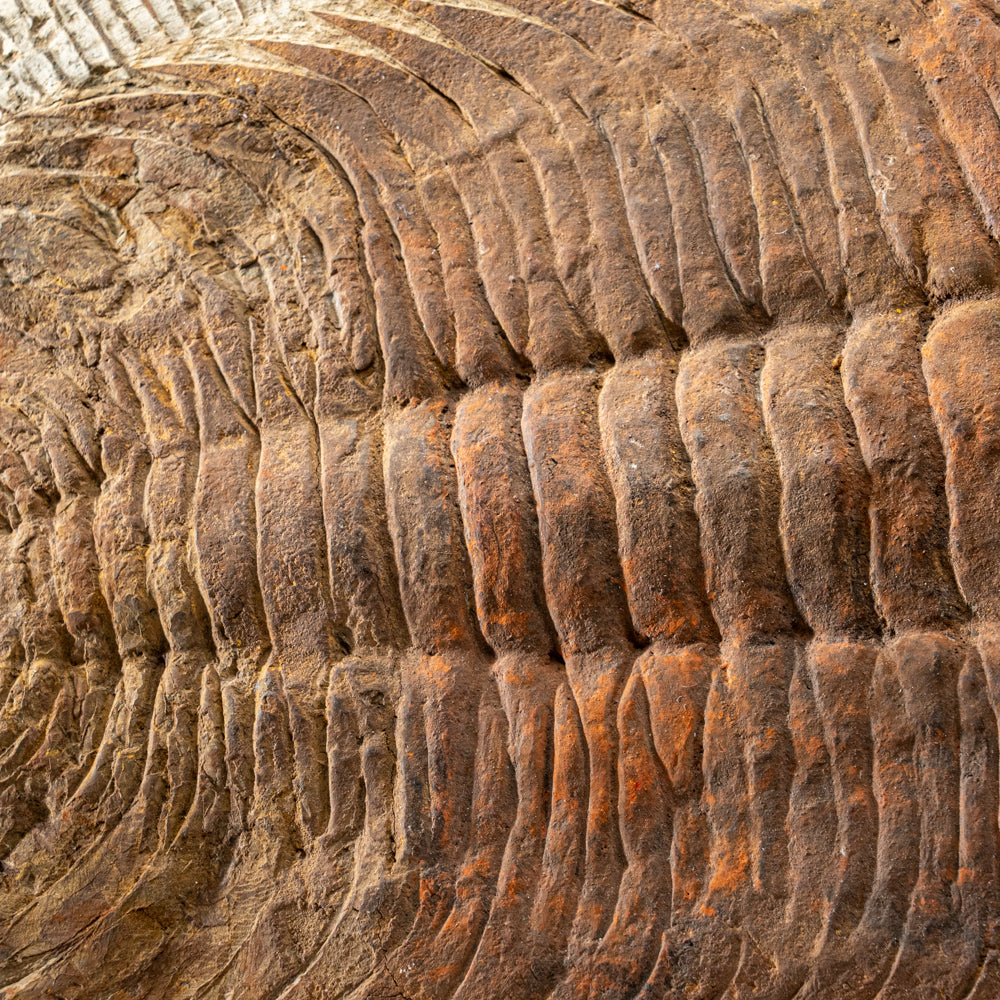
[0, 2, 999, 997]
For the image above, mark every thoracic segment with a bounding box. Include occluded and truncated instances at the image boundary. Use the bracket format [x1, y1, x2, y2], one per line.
[0, 3, 999, 996]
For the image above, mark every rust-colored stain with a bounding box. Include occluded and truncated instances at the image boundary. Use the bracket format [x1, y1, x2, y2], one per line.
[0, 3, 999, 998]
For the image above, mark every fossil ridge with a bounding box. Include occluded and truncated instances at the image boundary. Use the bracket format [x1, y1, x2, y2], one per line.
[1, 3, 1000, 998]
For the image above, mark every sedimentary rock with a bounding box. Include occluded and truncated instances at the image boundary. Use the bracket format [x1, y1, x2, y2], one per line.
[0, 2, 999, 997]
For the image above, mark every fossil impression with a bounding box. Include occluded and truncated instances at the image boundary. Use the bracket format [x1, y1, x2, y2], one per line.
[1, 2, 1000, 998]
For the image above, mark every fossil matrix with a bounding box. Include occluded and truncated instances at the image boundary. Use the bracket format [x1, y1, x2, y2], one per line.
[0, 2, 1000, 998]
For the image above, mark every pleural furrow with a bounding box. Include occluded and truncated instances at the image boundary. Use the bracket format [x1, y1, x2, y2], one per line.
[1, 2, 1000, 998]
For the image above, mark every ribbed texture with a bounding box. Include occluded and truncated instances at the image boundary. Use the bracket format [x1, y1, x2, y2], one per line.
[0, 3, 999, 997]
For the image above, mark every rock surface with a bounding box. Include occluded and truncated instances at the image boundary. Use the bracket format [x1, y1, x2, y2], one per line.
[0, 2, 1000, 997]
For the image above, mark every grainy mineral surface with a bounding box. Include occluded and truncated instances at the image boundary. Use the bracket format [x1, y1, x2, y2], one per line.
[0, 2, 999, 997]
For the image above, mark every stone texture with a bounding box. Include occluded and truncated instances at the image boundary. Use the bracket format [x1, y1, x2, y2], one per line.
[0, 2, 999, 998]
